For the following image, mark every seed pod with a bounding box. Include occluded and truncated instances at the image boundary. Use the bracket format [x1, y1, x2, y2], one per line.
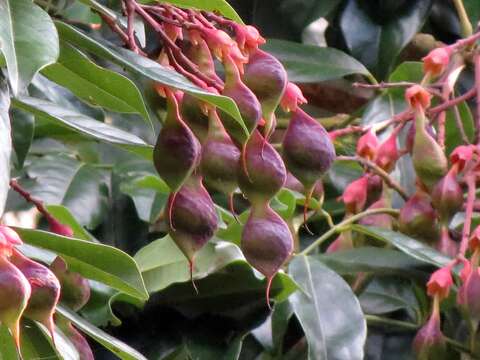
[437, 226, 457, 258]
[0, 255, 31, 351]
[241, 203, 293, 306]
[201, 109, 240, 194]
[243, 49, 287, 137]
[342, 175, 369, 214]
[186, 37, 222, 84]
[57, 317, 94, 360]
[238, 130, 286, 205]
[220, 54, 262, 144]
[405, 121, 436, 154]
[374, 127, 400, 173]
[431, 168, 463, 223]
[168, 174, 218, 281]
[366, 174, 383, 207]
[399, 191, 439, 243]
[413, 312, 448, 360]
[10, 249, 60, 341]
[154, 89, 201, 193]
[457, 262, 480, 322]
[50, 257, 90, 312]
[180, 93, 209, 143]
[357, 129, 378, 160]
[412, 110, 447, 190]
[283, 108, 335, 188]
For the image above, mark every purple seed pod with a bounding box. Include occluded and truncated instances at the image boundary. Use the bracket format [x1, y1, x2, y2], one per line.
[180, 93, 209, 143]
[0, 254, 31, 352]
[366, 174, 384, 207]
[185, 37, 223, 85]
[431, 168, 464, 223]
[405, 121, 436, 154]
[10, 249, 60, 342]
[282, 108, 335, 189]
[50, 256, 90, 312]
[241, 203, 293, 307]
[220, 54, 262, 144]
[243, 49, 287, 137]
[168, 174, 219, 281]
[57, 317, 94, 360]
[238, 130, 287, 205]
[399, 191, 439, 243]
[200, 109, 241, 195]
[154, 89, 201, 193]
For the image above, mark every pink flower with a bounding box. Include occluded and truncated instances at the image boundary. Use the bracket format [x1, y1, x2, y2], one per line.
[450, 145, 476, 172]
[405, 85, 431, 110]
[280, 82, 307, 112]
[356, 129, 378, 160]
[422, 47, 451, 78]
[374, 129, 399, 173]
[427, 266, 453, 300]
[342, 175, 368, 214]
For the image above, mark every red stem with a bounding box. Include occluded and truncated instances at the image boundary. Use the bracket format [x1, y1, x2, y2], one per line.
[460, 174, 476, 255]
[475, 54, 480, 143]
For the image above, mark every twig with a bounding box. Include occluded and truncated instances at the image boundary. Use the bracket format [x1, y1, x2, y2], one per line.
[336, 156, 409, 200]
[475, 53, 480, 143]
[460, 174, 476, 255]
[298, 208, 399, 256]
[125, 0, 140, 53]
[453, 104, 471, 144]
[98, 13, 129, 45]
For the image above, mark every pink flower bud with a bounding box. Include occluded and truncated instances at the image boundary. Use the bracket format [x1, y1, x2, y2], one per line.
[280, 82, 307, 112]
[450, 145, 476, 172]
[374, 129, 399, 173]
[163, 22, 183, 42]
[413, 311, 447, 360]
[469, 226, 480, 252]
[422, 47, 451, 78]
[342, 175, 368, 214]
[0, 226, 22, 256]
[49, 219, 74, 237]
[457, 264, 480, 321]
[356, 129, 378, 160]
[427, 266, 453, 300]
[405, 85, 431, 110]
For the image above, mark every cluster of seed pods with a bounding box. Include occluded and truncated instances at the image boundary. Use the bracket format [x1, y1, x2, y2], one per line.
[0, 225, 60, 355]
[144, 6, 335, 304]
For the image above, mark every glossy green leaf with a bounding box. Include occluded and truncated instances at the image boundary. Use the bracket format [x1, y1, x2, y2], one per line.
[135, 236, 244, 293]
[0, 0, 59, 95]
[138, 0, 243, 23]
[57, 305, 148, 360]
[10, 108, 34, 169]
[13, 96, 153, 160]
[42, 42, 151, 126]
[340, 0, 431, 79]
[22, 154, 108, 228]
[464, 0, 480, 29]
[0, 80, 11, 216]
[289, 255, 366, 360]
[55, 21, 248, 138]
[46, 204, 96, 241]
[317, 247, 426, 276]
[352, 225, 451, 267]
[14, 227, 149, 300]
[262, 39, 372, 83]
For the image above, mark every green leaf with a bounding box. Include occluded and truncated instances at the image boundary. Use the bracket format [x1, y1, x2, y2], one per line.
[42, 42, 151, 126]
[262, 39, 372, 83]
[14, 227, 149, 300]
[464, 0, 480, 29]
[352, 225, 451, 267]
[22, 154, 108, 228]
[55, 21, 248, 138]
[46, 204, 96, 241]
[340, 0, 431, 79]
[12, 96, 153, 160]
[0, 0, 59, 95]
[10, 108, 34, 169]
[317, 247, 426, 276]
[0, 80, 11, 216]
[135, 236, 244, 293]
[137, 0, 243, 24]
[289, 255, 366, 360]
[57, 305, 148, 360]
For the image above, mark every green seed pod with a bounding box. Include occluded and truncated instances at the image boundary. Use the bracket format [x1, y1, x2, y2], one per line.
[399, 191, 439, 243]
[412, 111, 447, 190]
